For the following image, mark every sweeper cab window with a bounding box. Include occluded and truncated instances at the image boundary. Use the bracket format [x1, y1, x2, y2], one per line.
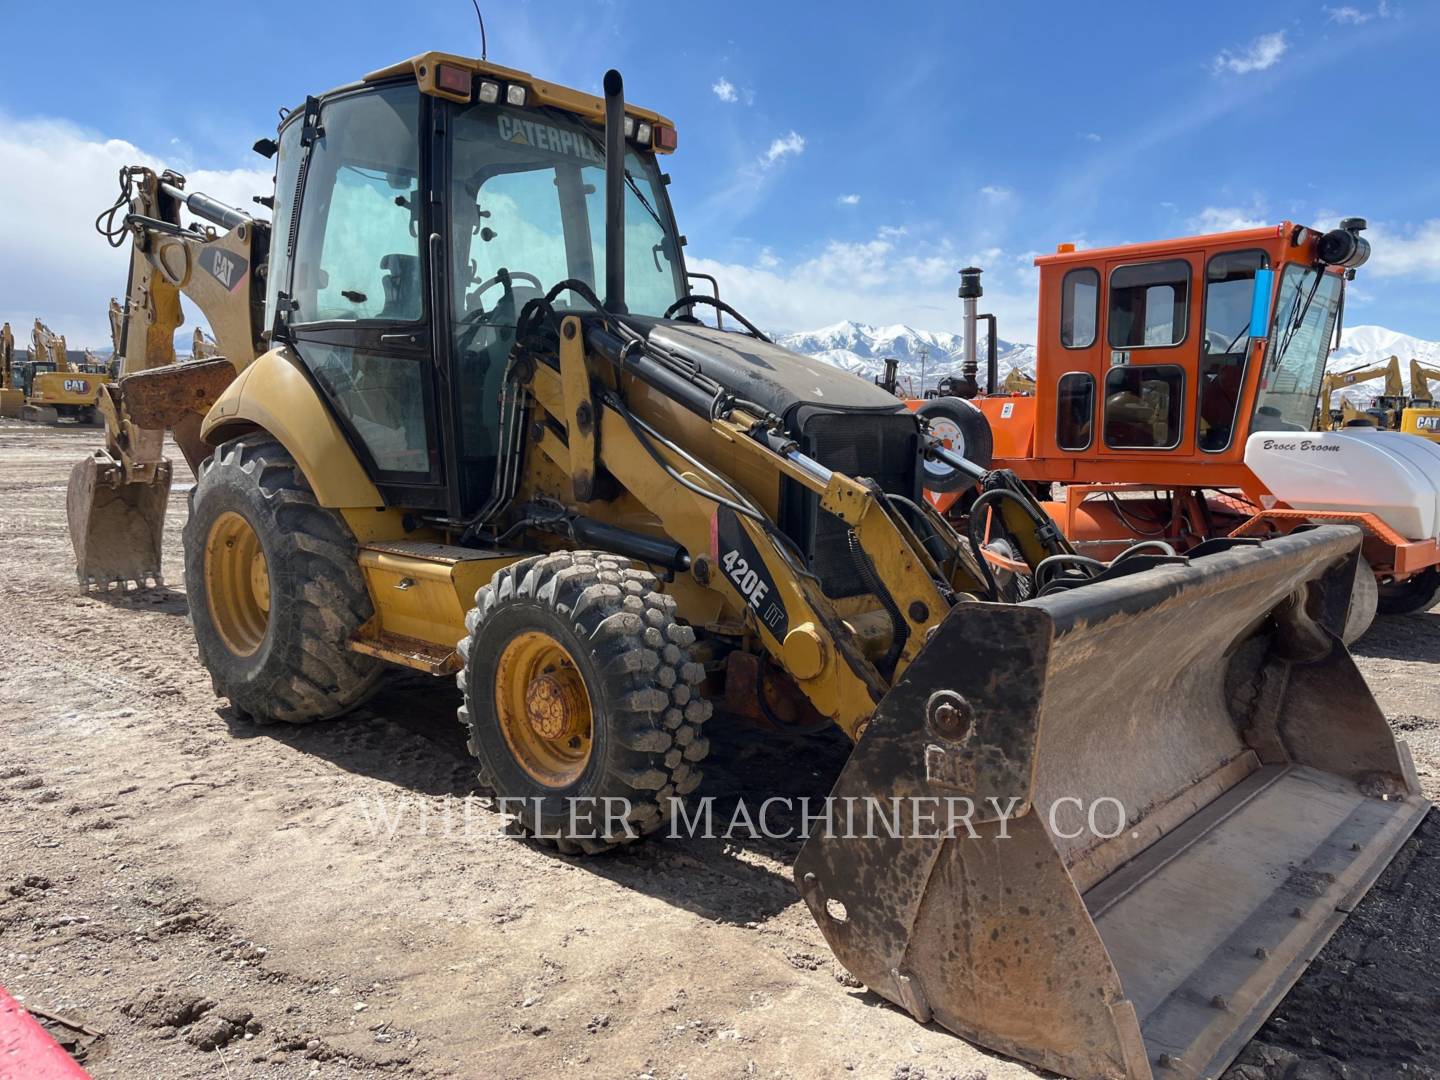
[1108, 260, 1189, 349]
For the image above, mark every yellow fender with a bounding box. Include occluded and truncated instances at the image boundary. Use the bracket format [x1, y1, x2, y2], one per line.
[201, 347, 382, 509]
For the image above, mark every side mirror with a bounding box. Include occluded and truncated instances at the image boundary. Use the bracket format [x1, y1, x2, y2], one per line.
[1249, 268, 1275, 340]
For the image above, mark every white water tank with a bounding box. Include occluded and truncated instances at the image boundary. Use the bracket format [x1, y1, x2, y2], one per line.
[1243, 429, 1440, 540]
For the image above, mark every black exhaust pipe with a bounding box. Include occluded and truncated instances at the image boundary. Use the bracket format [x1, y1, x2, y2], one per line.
[602, 69, 627, 313]
[979, 313, 998, 395]
[955, 266, 983, 399]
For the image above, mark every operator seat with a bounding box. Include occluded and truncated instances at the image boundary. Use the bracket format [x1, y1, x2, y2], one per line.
[379, 254, 421, 320]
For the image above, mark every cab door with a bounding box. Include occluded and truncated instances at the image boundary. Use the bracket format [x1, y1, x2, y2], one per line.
[1096, 254, 1201, 458]
[273, 82, 449, 510]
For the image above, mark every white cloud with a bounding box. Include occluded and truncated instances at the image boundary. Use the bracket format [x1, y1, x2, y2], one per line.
[1211, 31, 1288, 75]
[1079, 132, 1102, 143]
[979, 184, 1013, 200]
[1355, 220, 1440, 280]
[711, 77, 738, 103]
[837, 193, 861, 206]
[1188, 205, 1270, 232]
[687, 227, 1039, 339]
[1325, 1, 1390, 23]
[759, 131, 805, 168]
[0, 113, 271, 347]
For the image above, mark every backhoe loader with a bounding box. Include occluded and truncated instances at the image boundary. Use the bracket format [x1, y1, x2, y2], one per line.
[69, 53, 1428, 1080]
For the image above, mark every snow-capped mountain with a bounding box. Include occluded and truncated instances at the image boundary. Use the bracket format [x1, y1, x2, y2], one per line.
[776, 320, 1036, 395]
[1326, 325, 1440, 405]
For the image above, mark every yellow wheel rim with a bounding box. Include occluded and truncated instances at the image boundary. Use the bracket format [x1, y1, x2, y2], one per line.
[494, 630, 594, 788]
[204, 511, 271, 657]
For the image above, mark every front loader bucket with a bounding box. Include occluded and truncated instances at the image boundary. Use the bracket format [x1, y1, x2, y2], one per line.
[794, 527, 1427, 1080]
[67, 452, 172, 590]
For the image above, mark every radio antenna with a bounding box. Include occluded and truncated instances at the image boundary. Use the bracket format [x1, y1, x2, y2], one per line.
[471, 0, 488, 60]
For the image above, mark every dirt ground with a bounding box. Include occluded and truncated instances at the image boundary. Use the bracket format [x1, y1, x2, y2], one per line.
[1, 419, 1437, 1080]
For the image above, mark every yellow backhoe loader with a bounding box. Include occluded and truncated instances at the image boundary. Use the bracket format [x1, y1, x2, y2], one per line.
[0, 321, 21, 418]
[20, 318, 111, 425]
[70, 53, 1429, 1080]
[1403, 358, 1440, 441]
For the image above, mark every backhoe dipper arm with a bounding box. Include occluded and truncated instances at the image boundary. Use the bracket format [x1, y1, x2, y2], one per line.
[97, 165, 268, 479]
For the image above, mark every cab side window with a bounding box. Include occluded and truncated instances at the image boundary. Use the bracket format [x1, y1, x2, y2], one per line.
[290, 87, 423, 324]
[1061, 268, 1098, 349]
[1108, 260, 1189, 349]
[1104, 365, 1184, 449]
[1056, 372, 1094, 450]
[286, 85, 436, 485]
[1198, 249, 1267, 451]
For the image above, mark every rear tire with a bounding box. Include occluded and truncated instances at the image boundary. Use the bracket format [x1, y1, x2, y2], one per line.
[1378, 567, 1440, 616]
[458, 551, 711, 854]
[182, 433, 382, 723]
[1342, 558, 1379, 644]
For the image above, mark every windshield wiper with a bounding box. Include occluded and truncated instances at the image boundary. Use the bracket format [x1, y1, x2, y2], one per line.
[566, 117, 669, 234]
[1277, 269, 1324, 361]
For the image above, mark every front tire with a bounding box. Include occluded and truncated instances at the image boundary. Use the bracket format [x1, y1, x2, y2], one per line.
[1341, 558, 1379, 645]
[458, 551, 712, 854]
[182, 434, 382, 723]
[1378, 567, 1440, 616]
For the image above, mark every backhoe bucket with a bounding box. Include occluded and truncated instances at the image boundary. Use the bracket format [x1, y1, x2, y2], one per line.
[795, 527, 1427, 1080]
[67, 452, 172, 589]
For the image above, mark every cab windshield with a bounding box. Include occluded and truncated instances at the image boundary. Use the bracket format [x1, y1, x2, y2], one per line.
[446, 104, 685, 505]
[1250, 265, 1343, 432]
[449, 105, 684, 324]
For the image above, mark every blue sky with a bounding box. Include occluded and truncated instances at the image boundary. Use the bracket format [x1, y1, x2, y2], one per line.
[2, 0, 1437, 347]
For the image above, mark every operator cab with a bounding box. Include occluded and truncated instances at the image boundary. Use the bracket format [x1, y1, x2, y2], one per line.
[264, 55, 686, 517]
[988, 221, 1364, 485]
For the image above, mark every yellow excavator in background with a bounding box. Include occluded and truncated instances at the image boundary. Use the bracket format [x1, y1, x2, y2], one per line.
[1316, 354, 1406, 429]
[191, 327, 219, 360]
[1002, 367, 1035, 394]
[1403, 358, 1440, 441]
[20, 318, 111, 425]
[0, 322, 21, 418]
[67, 52, 1428, 1080]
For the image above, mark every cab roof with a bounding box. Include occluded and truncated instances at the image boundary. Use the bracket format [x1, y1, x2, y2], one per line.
[364, 52, 676, 142]
[1034, 223, 1299, 267]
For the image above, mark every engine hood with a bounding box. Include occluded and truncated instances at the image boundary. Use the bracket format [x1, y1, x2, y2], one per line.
[632, 318, 906, 431]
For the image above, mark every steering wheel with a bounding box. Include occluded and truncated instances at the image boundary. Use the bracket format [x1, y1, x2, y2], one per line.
[474, 269, 543, 302]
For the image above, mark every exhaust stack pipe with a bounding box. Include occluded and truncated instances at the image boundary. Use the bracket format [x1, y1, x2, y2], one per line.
[979, 313, 999, 395]
[956, 266, 982, 399]
[602, 69, 627, 313]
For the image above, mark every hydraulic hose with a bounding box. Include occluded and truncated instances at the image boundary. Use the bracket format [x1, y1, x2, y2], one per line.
[847, 529, 907, 675]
